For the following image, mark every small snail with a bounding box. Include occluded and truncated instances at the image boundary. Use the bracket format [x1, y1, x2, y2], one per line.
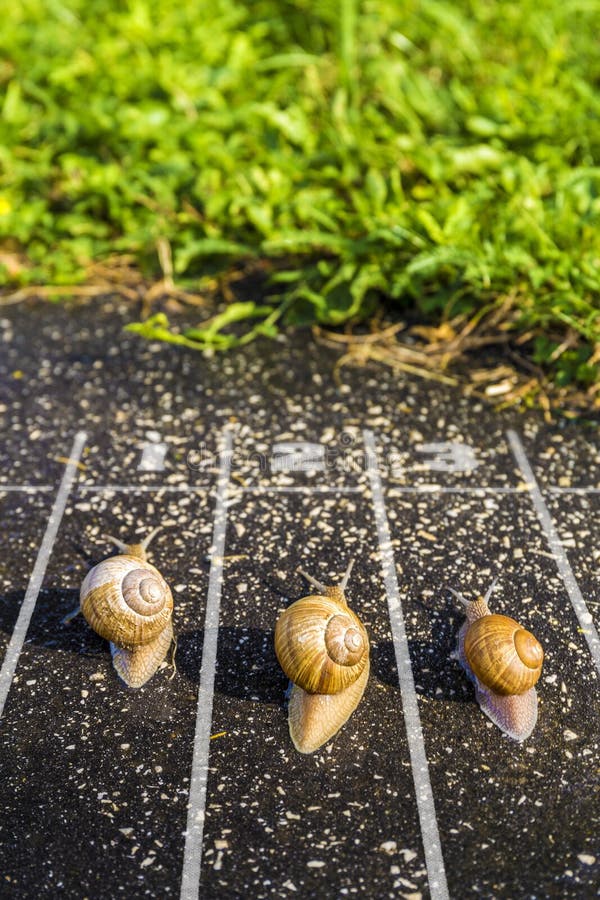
[65, 528, 175, 688]
[452, 579, 544, 741]
[274, 561, 370, 754]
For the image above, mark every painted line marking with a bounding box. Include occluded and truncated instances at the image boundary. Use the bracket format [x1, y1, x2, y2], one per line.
[363, 429, 449, 900]
[0, 431, 87, 720]
[0, 485, 532, 496]
[180, 427, 233, 900]
[0, 485, 54, 492]
[548, 487, 600, 494]
[383, 485, 530, 494]
[8, 480, 600, 496]
[1, 484, 527, 494]
[507, 430, 600, 676]
[75, 484, 211, 492]
[8, 481, 600, 496]
[239, 485, 364, 494]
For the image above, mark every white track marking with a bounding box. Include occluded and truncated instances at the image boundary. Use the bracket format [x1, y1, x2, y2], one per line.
[0, 431, 87, 719]
[239, 485, 363, 494]
[0, 485, 54, 492]
[363, 430, 449, 900]
[375, 485, 530, 493]
[507, 430, 600, 675]
[75, 484, 210, 492]
[548, 487, 600, 494]
[179, 427, 233, 900]
[2, 484, 540, 494]
[14, 483, 600, 494]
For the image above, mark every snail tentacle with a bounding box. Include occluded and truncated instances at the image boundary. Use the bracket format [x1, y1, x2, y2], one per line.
[100, 533, 130, 554]
[339, 559, 354, 590]
[61, 606, 82, 625]
[448, 587, 470, 607]
[167, 633, 178, 681]
[296, 567, 327, 594]
[482, 576, 499, 604]
[140, 526, 162, 552]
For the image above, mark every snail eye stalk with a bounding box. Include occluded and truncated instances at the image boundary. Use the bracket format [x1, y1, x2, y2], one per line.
[296, 567, 328, 594]
[483, 576, 499, 605]
[339, 559, 354, 591]
[100, 533, 129, 553]
[140, 526, 162, 551]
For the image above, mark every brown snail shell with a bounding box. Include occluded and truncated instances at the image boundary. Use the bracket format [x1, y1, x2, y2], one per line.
[454, 579, 543, 741]
[274, 595, 368, 694]
[464, 614, 543, 696]
[274, 561, 369, 754]
[78, 528, 175, 688]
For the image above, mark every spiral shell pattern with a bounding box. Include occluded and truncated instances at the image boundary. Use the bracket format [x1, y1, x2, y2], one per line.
[274, 594, 369, 695]
[80, 555, 173, 648]
[464, 613, 543, 696]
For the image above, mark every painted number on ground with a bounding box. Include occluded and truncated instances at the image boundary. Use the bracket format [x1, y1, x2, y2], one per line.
[416, 441, 479, 473]
[271, 442, 326, 472]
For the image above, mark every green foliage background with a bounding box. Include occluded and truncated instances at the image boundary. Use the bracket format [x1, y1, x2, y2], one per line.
[1, 0, 600, 386]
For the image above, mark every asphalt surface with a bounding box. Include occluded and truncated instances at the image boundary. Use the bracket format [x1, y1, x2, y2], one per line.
[0, 299, 599, 899]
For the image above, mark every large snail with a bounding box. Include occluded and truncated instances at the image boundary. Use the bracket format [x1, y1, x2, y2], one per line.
[64, 528, 175, 688]
[452, 579, 544, 741]
[274, 561, 370, 754]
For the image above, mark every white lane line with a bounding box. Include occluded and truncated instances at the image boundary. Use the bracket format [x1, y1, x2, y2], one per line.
[548, 487, 600, 494]
[2, 484, 537, 495]
[180, 427, 233, 900]
[363, 430, 449, 900]
[75, 484, 210, 492]
[239, 485, 363, 494]
[6, 482, 600, 495]
[0, 431, 87, 719]
[383, 485, 530, 494]
[0, 486, 54, 492]
[507, 430, 600, 676]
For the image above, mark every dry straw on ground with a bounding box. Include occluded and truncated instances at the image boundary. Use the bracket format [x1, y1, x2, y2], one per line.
[314, 301, 598, 421]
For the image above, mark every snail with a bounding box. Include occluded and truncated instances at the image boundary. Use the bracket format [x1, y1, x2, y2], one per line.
[274, 560, 369, 754]
[451, 579, 544, 741]
[64, 528, 175, 688]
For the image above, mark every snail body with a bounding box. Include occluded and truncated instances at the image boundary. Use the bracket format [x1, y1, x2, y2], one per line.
[453, 580, 544, 741]
[77, 528, 175, 688]
[274, 561, 369, 754]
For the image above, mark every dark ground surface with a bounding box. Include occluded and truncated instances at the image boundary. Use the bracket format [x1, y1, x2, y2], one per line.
[0, 298, 599, 900]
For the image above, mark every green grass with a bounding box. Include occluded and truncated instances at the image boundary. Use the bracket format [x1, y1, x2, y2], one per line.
[1, 0, 600, 393]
